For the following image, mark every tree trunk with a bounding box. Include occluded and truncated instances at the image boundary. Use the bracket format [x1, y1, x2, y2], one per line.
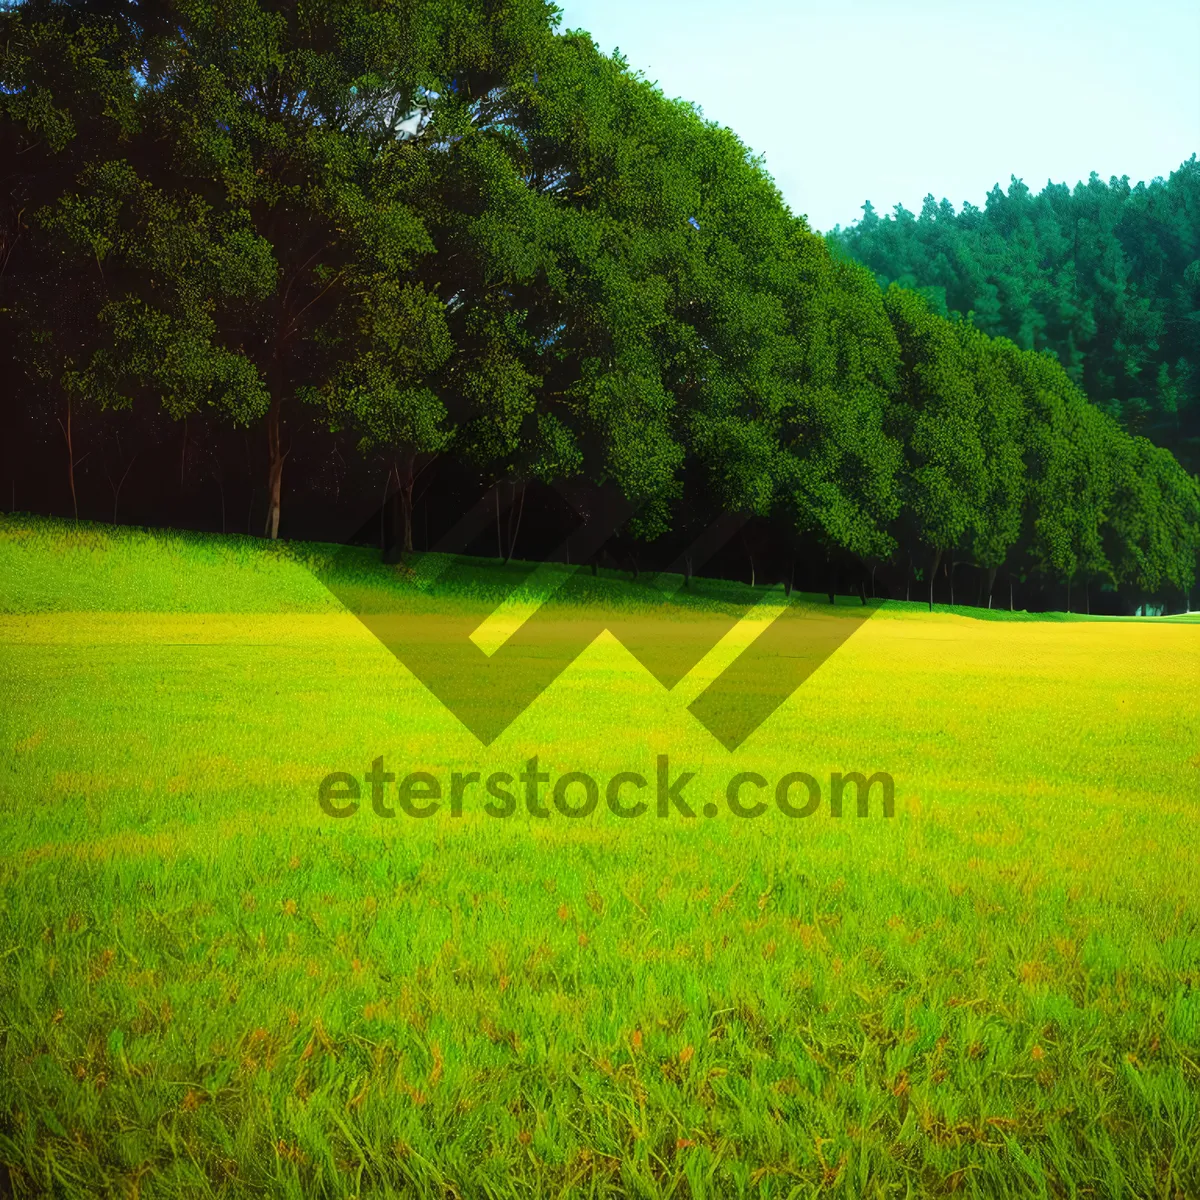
[58, 394, 79, 520]
[105, 438, 137, 526]
[741, 531, 755, 588]
[785, 559, 794, 598]
[1009, 575, 1014, 612]
[685, 554, 694, 590]
[264, 395, 284, 540]
[503, 480, 525, 565]
[985, 565, 997, 609]
[380, 465, 394, 553]
[827, 558, 836, 605]
[929, 548, 943, 611]
[399, 455, 415, 555]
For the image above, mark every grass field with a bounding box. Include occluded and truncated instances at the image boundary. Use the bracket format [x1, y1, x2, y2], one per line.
[0, 514, 1198, 1198]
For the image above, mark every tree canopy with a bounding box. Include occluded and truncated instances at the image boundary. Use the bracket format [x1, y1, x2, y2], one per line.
[2, 0, 1197, 613]
[828, 161, 1200, 475]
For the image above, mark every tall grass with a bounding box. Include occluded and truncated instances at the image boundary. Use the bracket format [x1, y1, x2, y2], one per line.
[0, 515, 1197, 1198]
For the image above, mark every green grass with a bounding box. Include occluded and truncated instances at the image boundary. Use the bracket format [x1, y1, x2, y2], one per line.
[0, 513, 1198, 1198]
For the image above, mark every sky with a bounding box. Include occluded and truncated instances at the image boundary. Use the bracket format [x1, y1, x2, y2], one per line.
[554, 0, 1200, 233]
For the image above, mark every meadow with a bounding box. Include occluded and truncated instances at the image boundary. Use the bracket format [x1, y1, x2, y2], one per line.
[0, 514, 1197, 1199]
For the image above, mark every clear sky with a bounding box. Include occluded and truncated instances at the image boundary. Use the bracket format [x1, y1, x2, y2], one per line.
[554, 0, 1200, 233]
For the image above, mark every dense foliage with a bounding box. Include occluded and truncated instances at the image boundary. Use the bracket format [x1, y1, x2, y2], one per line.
[2, 0, 1198, 612]
[828, 161, 1200, 474]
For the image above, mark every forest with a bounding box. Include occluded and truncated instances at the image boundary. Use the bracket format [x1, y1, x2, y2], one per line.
[2, 0, 1198, 614]
[828, 159, 1200, 476]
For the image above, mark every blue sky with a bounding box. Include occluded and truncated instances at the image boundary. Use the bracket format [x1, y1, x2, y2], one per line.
[554, 0, 1200, 233]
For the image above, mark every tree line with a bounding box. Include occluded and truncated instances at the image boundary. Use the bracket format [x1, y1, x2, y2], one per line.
[1, 0, 1197, 612]
[827, 160, 1200, 476]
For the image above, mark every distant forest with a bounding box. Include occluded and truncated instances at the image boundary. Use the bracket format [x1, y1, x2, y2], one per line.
[1, 0, 1197, 614]
[828, 160, 1200, 474]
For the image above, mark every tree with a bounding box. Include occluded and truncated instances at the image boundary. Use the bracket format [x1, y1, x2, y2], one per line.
[960, 330, 1026, 605]
[3, 0, 556, 538]
[2, 4, 1197, 616]
[883, 286, 985, 609]
[1010, 349, 1113, 610]
[1103, 434, 1200, 609]
[829, 158, 1200, 475]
